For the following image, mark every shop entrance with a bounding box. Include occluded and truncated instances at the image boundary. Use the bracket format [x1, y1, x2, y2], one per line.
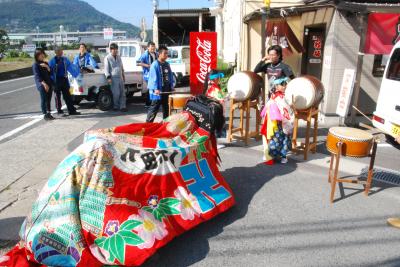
[302, 26, 326, 80]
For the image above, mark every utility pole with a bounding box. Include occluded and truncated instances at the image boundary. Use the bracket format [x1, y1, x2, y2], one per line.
[152, 0, 159, 46]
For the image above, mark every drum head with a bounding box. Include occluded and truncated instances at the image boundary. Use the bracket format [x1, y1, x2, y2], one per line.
[227, 72, 252, 101]
[329, 127, 373, 141]
[285, 77, 315, 110]
[169, 93, 192, 99]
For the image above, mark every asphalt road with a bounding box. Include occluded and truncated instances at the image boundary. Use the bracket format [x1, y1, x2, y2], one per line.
[0, 76, 400, 266]
[0, 76, 41, 138]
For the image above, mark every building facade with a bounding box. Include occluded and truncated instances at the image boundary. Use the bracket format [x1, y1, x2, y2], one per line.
[217, 0, 400, 121]
[8, 30, 127, 46]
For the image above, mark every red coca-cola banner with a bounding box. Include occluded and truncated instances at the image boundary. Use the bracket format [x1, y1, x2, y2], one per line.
[365, 13, 400, 55]
[190, 32, 217, 95]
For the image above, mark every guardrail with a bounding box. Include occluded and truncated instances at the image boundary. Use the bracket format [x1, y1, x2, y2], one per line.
[0, 67, 33, 82]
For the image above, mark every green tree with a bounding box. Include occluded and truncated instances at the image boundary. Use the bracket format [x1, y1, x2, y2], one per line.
[0, 28, 10, 54]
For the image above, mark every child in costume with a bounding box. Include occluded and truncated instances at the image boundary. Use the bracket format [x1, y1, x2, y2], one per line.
[204, 69, 227, 139]
[260, 77, 294, 165]
[204, 69, 226, 103]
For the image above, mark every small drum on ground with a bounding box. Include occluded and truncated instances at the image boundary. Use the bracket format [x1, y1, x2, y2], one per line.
[326, 127, 374, 157]
[285, 75, 324, 110]
[169, 93, 192, 114]
[227, 71, 263, 101]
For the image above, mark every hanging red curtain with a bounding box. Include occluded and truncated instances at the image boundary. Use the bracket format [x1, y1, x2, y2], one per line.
[266, 20, 305, 57]
[365, 13, 400, 55]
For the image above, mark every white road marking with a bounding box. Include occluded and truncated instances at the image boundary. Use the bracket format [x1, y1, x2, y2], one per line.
[13, 114, 42, 120]
[0, 118, 42, 142]
[0, 75, 33, 84]
[0, 105, 67, 142]
[0, 85, 35, 96]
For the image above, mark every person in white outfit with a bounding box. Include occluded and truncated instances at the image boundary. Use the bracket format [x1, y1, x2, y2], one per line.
[104, 43, 127, 112]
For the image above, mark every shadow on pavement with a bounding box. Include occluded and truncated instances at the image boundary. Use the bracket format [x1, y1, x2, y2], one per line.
[334, 168, 400, 203]
[142, 161, 297, 267]
[0, 217, 25, 254]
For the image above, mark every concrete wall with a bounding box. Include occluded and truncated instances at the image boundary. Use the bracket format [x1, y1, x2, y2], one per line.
[222, 0, 243, 63]
[222, 0, 304, 65]
[320, 10, 381, 116]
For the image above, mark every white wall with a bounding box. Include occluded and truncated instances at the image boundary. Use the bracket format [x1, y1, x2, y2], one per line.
[321, 11, 382, 116]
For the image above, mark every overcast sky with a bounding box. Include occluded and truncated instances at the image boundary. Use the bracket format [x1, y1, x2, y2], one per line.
[83, 0, 213, 29]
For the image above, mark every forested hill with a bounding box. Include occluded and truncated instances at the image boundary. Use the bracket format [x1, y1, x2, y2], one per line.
[0, 0, 140, 37]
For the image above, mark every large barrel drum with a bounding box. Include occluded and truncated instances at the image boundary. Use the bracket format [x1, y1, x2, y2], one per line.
[285, 75, 325, 110]
[227, 71, 263, 101]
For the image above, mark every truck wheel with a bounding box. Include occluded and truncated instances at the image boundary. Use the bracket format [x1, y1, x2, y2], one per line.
[71, 95, 83, 105]
[98, 90, 113, 111]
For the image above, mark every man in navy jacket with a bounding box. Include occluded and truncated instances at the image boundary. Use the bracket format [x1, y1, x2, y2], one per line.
[146, 45, 175, 122]
[48, 47, 80, 115]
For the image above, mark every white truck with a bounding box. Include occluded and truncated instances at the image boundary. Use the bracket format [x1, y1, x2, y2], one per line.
[167, 46, 190, 86]
[69, 40, 147, 111]
[372, 41, 400, 144]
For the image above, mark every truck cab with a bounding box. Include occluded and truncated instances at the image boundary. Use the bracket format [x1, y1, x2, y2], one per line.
[108, 40, 147, 89]
[372, 41, 400, 139]
[167, 46, 190, 85]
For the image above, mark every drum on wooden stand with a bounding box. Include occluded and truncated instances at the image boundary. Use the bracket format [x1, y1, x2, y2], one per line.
[326, 126, 377, 203]
[168, 93, 192, 115]
[285, 75, 324, 110]
[326, 127, 374, 157]
[227, 71, 263, 101]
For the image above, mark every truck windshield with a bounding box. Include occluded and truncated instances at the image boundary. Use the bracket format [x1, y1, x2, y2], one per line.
[168, 49, 179, 59]
[387, 48, 400, 81]
[120, 46, 136, 58]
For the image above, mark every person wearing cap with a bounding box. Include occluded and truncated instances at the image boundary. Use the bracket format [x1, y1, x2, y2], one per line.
[73, 43, 98, 72]
[204, 69, 226, 102]
[104, 43, 127, 112]
[260, 76, 294, 165]
[32, 48, 55, 120]
[48, 47, 81, 116]
[204, 69, 227, 141]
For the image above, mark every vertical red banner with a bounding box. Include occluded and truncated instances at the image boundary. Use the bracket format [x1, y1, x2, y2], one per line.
[190, 32, 217, 95]
[365, 13, 400, 55]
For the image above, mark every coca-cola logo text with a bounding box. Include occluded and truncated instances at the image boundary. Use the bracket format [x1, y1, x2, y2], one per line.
[195, 38, 212, 84]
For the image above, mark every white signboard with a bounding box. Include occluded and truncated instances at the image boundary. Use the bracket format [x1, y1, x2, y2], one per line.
[336, 68, 356, 117]
[22, 44, 36, 53]
[103, 28, 113, 40]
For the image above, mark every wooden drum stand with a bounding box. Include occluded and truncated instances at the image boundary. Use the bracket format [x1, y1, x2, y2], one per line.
[326, 127, 377, 203]
[227, 98, 261, 146]
[291, 107, 319, 160]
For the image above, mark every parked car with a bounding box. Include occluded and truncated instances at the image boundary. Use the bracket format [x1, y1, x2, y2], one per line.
[372, 41, 400, 144]
[167, 46, 190, 86]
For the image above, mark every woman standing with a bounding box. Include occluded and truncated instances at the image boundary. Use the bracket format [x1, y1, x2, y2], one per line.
[254, 45, 295, 97]
[32, 49, 55, 120]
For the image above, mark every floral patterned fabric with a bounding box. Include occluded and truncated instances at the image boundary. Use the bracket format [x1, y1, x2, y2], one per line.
[261, 91, 294, 161]
[2, 112, 235, 267]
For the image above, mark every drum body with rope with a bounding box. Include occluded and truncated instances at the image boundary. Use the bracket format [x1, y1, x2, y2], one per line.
[168, 93, 192, 115]
[326, 127, 374, 157]
[285, 75, 324, 110]
[227, 71, 263, 101]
